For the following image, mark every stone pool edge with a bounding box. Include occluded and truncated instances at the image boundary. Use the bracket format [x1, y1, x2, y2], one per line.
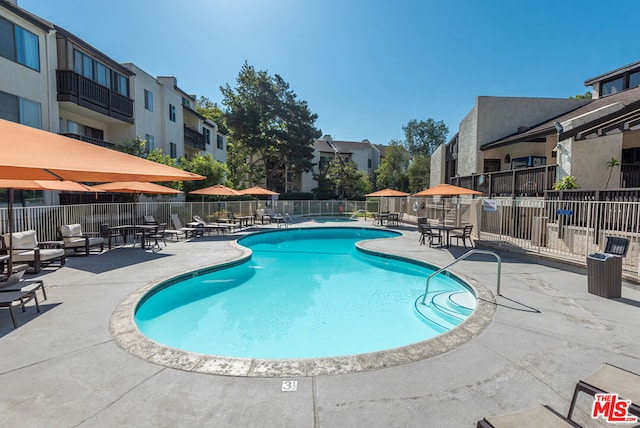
[110, 236, 496, 378]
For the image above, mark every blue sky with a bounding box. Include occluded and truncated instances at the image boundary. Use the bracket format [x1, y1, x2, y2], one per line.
[20, 0, 638, 145]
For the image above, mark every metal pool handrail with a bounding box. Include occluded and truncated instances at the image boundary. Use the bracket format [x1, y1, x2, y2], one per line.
[421, 249, 502, 305]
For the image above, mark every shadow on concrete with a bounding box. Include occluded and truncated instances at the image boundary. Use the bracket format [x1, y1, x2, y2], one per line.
[0, 302, 61, 337]
[60, 248, 172, 274]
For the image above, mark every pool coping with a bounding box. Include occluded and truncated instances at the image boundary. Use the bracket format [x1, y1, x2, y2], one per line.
[110, 230, 497, 377]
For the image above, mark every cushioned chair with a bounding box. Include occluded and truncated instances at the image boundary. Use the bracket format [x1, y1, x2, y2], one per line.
[59, 224, 105, 255]
[2, 230, 65, 274]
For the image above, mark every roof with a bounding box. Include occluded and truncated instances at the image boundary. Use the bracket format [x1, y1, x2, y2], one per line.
[584, 60, 640, 86]
[314, 139, 378, 154]
[0, 0, 54, 32]
[481, 86, 640, 150]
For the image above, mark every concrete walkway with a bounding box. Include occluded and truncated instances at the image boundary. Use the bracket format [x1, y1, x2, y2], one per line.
[1, 220, 639, 427]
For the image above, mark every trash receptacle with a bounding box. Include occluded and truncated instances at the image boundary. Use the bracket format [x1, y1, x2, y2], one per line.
[587, 252, 622, 298]
[586, 236, 629, 298]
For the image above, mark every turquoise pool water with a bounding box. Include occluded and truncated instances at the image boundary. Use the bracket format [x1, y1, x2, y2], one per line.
[135, 227, 476, 359]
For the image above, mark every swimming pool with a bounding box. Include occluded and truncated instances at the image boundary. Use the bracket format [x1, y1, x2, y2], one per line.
[134, 227, 477, 360]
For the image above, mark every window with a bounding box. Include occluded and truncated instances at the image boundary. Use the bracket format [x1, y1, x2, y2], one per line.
[181, 97, 190, 108]
[217, 134, 224, 150]
[630, 71, 640, 89]
[368, 159, 372, 168]
[144, 134, 154, 151]
[170, 142, 177, 158]
[96, 62, 109, 87]
[0, 91, 41, 128]
[202, 127, 211, 145]
[0, 16, 40, 71]
[602, 77, 624, 96]
[144, 90, 153, 111]
[112, 72, 129, 97]
[169, 104, 176, 122]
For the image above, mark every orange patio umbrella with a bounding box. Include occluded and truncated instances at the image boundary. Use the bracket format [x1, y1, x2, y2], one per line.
[190, 184, 241, 197]
[92, 182, 182, 228]
[365, 188, 410, 197]
[238, 186, 280, 214]
[365, 188, 410, 213]
[0, 119, 205, 182]
[413, 183, 482, 223]
[93, 181, 183, 195]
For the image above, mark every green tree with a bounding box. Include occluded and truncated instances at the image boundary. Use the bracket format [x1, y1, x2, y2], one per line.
[325, 158, 372, 199]
[146, 148, 182, 190]
[220, 62, 321, 192]
[407, 153, 431, 192]
[197, 96, 228, 135]
[375, 140, 409, 191]
[117, 136, 149, 157]
[402, 118, 449, 157]
[605, 157, 620, 189]
[570, 91, 593, 99]
[179, 153, 229, 195]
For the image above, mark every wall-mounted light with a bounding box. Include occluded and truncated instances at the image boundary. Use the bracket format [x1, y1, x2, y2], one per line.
[504, 153, 511, 163]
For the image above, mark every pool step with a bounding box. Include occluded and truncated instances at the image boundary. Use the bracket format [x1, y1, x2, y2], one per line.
[414, 291, 474, 331]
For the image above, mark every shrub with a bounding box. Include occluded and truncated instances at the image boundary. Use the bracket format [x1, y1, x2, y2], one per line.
[554, 175, 579, 190]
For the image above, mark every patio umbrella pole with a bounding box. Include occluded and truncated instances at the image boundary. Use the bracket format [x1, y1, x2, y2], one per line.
[7, 188, 13, 275]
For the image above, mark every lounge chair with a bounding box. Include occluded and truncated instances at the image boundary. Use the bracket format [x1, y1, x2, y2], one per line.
[59, 224, 105, 255]
[2, 230, 66, 274]
[192, 215, 233, 235]
[477, 405, 580, 428]
[0, 288, 40, 328]
[0, 270, 46, 301]
[168, 214, 200, 240]
[255, 209, 271, 224]
[568, 362, 640, 420]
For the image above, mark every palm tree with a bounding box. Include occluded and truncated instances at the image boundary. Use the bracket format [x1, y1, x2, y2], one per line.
[605, 157, 620, 189]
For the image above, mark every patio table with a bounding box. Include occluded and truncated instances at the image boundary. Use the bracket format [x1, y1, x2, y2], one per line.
[110, 225, 158, 249]
[429, 224, 464, 248]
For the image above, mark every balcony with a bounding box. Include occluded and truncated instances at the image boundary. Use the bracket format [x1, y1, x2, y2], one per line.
[184, 125, 206, 151]
[60, 133, 115, 149]
[450, 165, 557, 197]
[56, 70, 134, 123]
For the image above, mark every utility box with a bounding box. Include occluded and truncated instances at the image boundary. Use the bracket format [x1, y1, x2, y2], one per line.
[532, 216, 548, 246]
[586, 236, 629, 298]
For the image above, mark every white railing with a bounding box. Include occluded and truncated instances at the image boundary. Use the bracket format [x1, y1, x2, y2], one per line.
[0, 200, 377, 242]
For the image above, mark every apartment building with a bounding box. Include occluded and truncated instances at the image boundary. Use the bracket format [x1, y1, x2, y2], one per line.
[0, 0, 226, 204]
[300, 135, 381, 193]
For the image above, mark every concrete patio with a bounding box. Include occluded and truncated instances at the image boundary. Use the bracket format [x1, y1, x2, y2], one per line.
[1, 219, 639, 427]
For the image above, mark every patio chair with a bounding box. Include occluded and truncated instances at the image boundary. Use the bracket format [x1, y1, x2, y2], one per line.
[419, 223, 442, 247]
[0, 288, 40, 329]
[2, 230, 66, 274]
[567, 362, 640, 420]
[0, 270, 46, 301]
[477, 405, 580, 428]
[59, 224, 105, 255]
[449, 224, 474, 248]
[100, 224, 124, 249]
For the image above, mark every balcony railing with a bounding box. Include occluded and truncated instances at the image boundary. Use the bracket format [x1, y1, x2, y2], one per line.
[60, 133, 115, 149]
[56, 70, 134, 123]
[451, 165, 557, 197]
[184, 125, 206, 151]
